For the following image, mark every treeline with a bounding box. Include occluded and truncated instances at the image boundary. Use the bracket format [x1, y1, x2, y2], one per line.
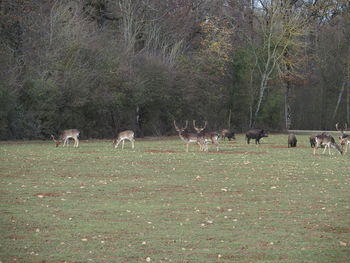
[1, 0, 349, 139]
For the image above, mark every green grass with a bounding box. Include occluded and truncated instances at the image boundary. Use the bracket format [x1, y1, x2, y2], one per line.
[1, 134, 350, 262]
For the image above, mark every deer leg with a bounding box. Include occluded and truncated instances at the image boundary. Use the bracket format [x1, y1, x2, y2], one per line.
[114, 139, 120, 149]
[214, 141, 219, 151]
[204, 142, 208, 152]
[197, 141, 202, 151]
[131, 139, 135, 149]
[122, 140, 125, 149]
[74, 138, 79, 147]
[322, 145, 327, 154]
[186, 143, 189, 152]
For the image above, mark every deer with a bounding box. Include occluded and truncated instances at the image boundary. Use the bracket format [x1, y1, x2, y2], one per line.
[313, 133, 343, 155]
[51, 129, 80, 147]
[113, 130, 135, 149]
[193, 120, 219, 151]
[174, 120, 207, 152]
[336, 123, 350, 153]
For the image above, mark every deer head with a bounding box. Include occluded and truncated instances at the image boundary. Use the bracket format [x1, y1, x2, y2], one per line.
[173, 120, 189, 133]
[193, 120, 207, 134]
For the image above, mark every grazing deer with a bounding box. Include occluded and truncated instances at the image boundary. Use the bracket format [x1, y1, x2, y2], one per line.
[336, 123, 350, 153]
[193, 120, 219, 151]
[113, 130, 135, 149]
[174, 120, 207, 152]
[51, 129, 80, 147]
[313, 133, 343, 155]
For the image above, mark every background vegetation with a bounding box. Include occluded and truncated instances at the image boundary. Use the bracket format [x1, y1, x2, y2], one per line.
[1, 135, 350, 262]
[1, 0, 350, 139]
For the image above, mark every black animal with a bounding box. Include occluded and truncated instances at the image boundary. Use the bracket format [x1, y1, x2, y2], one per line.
[310, 133, 327, 148]
[288, 133, 297, 147]
[226, 132, 236, 140]
[221, 129, 236, 141]
[220, 129, 236, 141]
[309, 134, 316, 148]
[245, 129, 268, 144]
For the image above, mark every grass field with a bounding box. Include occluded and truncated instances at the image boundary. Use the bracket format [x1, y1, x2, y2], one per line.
[1, 134, 350, 262]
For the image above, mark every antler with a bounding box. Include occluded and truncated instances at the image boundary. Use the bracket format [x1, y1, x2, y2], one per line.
[173, 120, 180, 131]
[184, 120, 188, 130]
[203, 121, 208, 130]
[336, 123, 340, 131]
[193, 120, 207, 133]
[336, 123, 345, 133]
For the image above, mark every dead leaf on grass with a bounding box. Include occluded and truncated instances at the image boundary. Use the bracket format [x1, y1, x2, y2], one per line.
[339, 241, 347, 247]
[34, 192, 60, 197]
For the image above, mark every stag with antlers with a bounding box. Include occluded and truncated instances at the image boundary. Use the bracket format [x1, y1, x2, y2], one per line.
[174, 120, 207, 152]
[193, 120, 219, 151]
[336, 123, 350, 153]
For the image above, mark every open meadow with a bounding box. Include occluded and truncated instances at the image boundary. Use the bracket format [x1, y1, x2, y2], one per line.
[1, 134, 350, 262]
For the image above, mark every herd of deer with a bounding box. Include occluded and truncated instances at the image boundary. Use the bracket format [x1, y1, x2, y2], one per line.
[50, 122, 350, 156]
[309, 123, 350, 155]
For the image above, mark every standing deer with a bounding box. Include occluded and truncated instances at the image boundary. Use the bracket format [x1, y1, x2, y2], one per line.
[313, 133, 343, 155]
[336, 123, 350, 153]
[193, 120, 219, 151]
[113, 130, 135, 149]
[174, 120, 207, 152]
[51, 129, 80, 147]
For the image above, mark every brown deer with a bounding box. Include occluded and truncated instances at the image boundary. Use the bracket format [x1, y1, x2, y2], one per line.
[313, 133, 343, 155]
[174, 120, 207, 152]
[51, 129, 80, 147]
[113, 130, 135, 149]
[336, 123, 350, 153]
[193, 120, 219, 151]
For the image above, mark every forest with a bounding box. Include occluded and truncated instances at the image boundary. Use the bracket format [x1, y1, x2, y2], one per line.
[0, 0, 349, 139]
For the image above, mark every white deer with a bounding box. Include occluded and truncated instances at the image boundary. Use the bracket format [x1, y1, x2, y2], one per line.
[113, 130, 135, 149]
[51, 129, 80, 147]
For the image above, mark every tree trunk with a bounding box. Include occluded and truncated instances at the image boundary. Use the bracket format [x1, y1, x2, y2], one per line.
[284, 81, 291, 130]
[332, 79, 346, 120]
[347, 81, 350, 124]
[253, 73, 268, 127]
[227, 109, 232, 130]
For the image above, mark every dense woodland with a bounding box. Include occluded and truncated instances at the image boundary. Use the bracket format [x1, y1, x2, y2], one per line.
[1, 0, 349, 139]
